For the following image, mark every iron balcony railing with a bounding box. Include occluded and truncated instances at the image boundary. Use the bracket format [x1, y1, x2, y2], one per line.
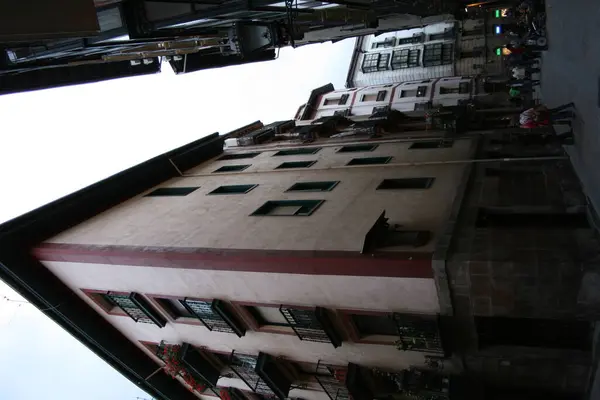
[392, 313, 444, 354]
[106, 292, 166, 327]
[228, 352, 278, 398]
[279, 306, 342, 348]
[314, 361, 350, 400]
[182, 298, 246, 337]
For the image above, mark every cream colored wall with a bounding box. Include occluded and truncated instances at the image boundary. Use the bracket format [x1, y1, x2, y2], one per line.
[48, 138, 475, 252]
[41, 260, 443, 373]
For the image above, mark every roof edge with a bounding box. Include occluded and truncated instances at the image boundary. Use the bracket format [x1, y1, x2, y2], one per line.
[345, 35, 364, 89]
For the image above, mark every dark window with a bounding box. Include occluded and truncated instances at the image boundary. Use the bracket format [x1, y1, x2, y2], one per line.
[372, 37, 395, 48]
[338, 94, 350, 105]
[476, 208, 590, 229]
[251, 200, 325, 216]
[246, 306, 289, 326]
[287, 181, 339, 192]
[352, 314, 397, 336]
[347, 157, 392, 166]
[428, 28, 455, 41]
[105, 292, 167, 327]
[213, 164, 251, 173]
[391, 49, 420, 69]
[280, 307, 343, 347]
[459, 82, 471, 94]
[155, 297, 193, 319]
[462, 26, 484, 37]
[145, 187, 199, 197]
[218, 152, 260, 160]
[416, 86, 428, 97]
[398, 35, 423, 45]
[275, 161, 316, 169]
[376, 90, 387, 101]
[439, 86, 459, 94]
[410, 140, 454, 149]
[414, 102, 432, 111]
[377, 178, 435, 190]
[274, 148, 321, 156]
[209, 184, 258, 195]
[182, 299, 246, 336]
[338, 144, 378, 153]
[361, 53, 389, 73]
[334, 109, 351, 117]
[460, 48, 485, 58]
[423, 43, 454, 66]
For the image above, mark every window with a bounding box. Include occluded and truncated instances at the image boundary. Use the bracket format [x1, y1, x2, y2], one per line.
[323, 94, 349, 106]
[400, 89, 418, 98]
[423, 43, 454, 66]
[287, 181, 339, 192]
[361, 93, 378, 102]
[209, 184, 258, 195]
[476, 208, 590, 229]
[145, 187, 199, 197]
[352, 314, 397, 336]
[218, 152, 260, 161]
[462, 26, 484, 37]
[338, 144, 378, 153]
[275, 161, 316, 169]
[105, 292, 167, 327]
[372, 37, 395, 48]
[280, 307, 342, 347]
[361, 53, 389, 73]
[428, 28, 455, 41]
[410, 140, 454, 149]
[414, 102, 432, 111]
[398, 35, 423, 45]
[155, 297, 194, 319]
[181, 298, 247, 336]
[347, 157, 392, 166]
[377, 178, 435, 190]
[439, 86, 459, 94]
[416, 86, 428, 97]
[251, 200, 325, 216]
[247, 306, 290, 326]
[391, 49, 420, 69]
[376, 90, 387, 101]
[213, 164, 251, 173]
[460, 48, 485, 58]
[334, 109, 351, 117]
[459, 81, 470, 94]
[274, 147, 321, 156]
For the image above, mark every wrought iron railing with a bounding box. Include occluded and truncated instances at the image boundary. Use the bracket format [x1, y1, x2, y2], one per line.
[314, 361, 350, 400]
[106, 292, 166, 327]
[182, 298, 245, 336]
[228, 352, 278, 398]
[392, 314, 444, 354]
[279, 307, 341, 347]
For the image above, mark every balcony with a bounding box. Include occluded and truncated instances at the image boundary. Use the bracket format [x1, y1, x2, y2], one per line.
[157, 342, 223, 390]
[106, 292, 166, 327]
[346, 364, 451, 400]
[392, 313, 445, 354]
[279, 306, 343, 348]
[228, 352, 297, 400]
[314, 361, 350, 400]
[182, 298, 247, 337]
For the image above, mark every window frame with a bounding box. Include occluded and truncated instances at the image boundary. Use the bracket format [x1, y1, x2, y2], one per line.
[346, 156, 392, 166]
[144, 187, 199, 197]
[361, 53, 390, 73]
[213, 164, 251, 173]
[275, 160, 317, 169]
[250, 199, 325, 216]
[391, 49, 421, 69]
[273, 148, 321, 156]
[286, 181, 340, 192]
[423, 43, 454, 67]
[371, 37, 395, 49]
[218, 152, 260, 161]
[208, 184, 258, 195]
[409, 140, 454, 149]
[101, 291, 167, 327]
[337, 144, 378, 153]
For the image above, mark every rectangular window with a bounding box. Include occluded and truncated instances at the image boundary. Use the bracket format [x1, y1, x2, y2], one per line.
[182, 298, 246, 336]
[334, 109, 351, 117]
[400, 89, 418, 98]
[105, 292, 167, 327]
[275, 161, 316, 169]
[462, 27, 484, 37]
[416, 85, 428, 97]
[213, 164, 251, 173]
[414, 102, 432, 111]
[377, 178, 435, 190]
[439, 86, 460, 94]
[324, 94, 349, 106]
[287, 181, 339, 192]
[352, 314, 397, 336]
[423, 43, 454, 66]
[155, 297, 194, 319]
[476, 208, 590, 229]
[376, 90, 387, 101]
[428, 28, 455, 41]
[361, 93, 378, 102]
[209, 184, 258, 195]
[391, 49, 420, 69]
[337, 144, 378, 153]
[339, 94, 350, 105]
[347, 157, 392, 166]
[398, 35, 423, 45]
[410, 140, 454, 149]
[372, 37, 395, 48]
[361, 53, 389, 73]
[145, 187, 199, 197]
[274, 148, 321, 156]
[218, 152, 260, 161]
[247, 306, 290, 326]
[459, 81, 470, 94]
[251, 200, 324, 216]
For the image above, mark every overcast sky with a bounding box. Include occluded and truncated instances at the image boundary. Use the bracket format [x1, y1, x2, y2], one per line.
[0, 38, 355, 400]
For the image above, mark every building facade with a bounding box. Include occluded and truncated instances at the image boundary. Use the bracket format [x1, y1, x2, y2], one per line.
[0, 81, 598, 400]
[345, 7, 512, 88]
[0, 0, 462, 96]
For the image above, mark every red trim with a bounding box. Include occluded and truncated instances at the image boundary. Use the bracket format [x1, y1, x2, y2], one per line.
[34, 244, 433, 278]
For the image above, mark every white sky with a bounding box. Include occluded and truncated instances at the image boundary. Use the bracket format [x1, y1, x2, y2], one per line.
[0, 38, 355, 400]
